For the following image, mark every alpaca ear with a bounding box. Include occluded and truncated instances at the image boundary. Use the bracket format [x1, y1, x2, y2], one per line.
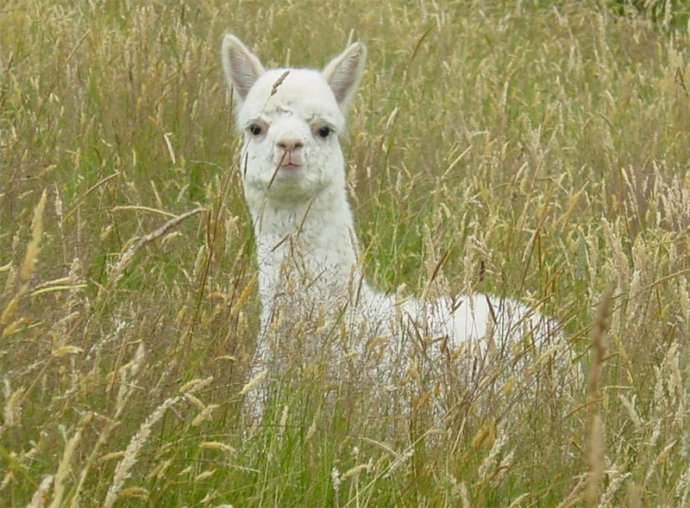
[221, 34, 265, 102]
[322, 42, 366, 111]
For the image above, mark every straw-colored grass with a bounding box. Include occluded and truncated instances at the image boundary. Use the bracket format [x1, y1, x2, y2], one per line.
[1, 0, 689, 505]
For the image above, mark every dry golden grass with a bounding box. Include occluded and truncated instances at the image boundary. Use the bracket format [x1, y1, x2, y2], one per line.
[1, 0, 690, 505]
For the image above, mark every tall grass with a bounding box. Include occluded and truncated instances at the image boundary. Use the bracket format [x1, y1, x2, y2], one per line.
[1, 0, 689, 505]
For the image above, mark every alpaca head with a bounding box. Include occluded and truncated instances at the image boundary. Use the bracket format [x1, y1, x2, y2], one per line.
[221, 34, 366, 204]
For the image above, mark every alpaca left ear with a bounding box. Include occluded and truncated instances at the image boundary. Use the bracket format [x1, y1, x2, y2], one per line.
[221, 34, 266, 103]
[322, 42, 367, 112]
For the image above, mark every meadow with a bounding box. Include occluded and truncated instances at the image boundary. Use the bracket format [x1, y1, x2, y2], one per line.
[1, 0, 689, 505]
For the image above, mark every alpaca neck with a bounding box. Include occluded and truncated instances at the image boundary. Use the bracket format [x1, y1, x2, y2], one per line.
[247, 183, 365, 317]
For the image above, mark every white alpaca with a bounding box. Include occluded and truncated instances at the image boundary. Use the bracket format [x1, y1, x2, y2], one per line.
[221, 34, 568, 417]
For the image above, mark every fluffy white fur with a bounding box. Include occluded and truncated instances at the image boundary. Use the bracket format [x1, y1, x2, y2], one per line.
[221, 34, 567, 417]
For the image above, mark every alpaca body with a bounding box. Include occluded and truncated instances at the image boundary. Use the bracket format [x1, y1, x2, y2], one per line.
[221, 35, 569, 417]
[246, 163, 546, 370]
[247, 157, 528, 339]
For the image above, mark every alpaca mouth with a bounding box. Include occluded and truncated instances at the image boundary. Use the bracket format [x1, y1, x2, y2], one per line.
[279, 162, 301, 171]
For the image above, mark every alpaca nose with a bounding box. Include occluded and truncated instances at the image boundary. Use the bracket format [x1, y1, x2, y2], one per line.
[276, 137, 304, 151]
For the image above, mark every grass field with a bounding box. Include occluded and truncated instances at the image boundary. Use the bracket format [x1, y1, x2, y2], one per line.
[1, 0, 690, 505]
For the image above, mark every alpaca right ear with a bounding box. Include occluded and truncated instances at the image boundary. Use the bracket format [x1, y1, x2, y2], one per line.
[322, 42, 367, 112]
[221, 34, 265, 102]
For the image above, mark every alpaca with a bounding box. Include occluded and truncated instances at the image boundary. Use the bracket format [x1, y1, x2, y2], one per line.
[221, 34, 570, 418]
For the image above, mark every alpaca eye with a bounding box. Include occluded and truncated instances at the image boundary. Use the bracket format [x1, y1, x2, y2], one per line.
[248, 124, 263, 136]
[317, 126, 331, 139]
